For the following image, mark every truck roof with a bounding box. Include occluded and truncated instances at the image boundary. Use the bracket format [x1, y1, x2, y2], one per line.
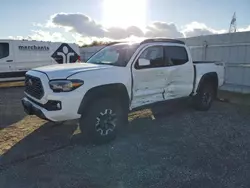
[140, 38, 185, 45]
[108, 38, 185, 47]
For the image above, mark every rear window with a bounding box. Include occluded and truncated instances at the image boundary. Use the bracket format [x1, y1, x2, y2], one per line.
[0, 43, 9, 59]
[164, 46, 188, 66]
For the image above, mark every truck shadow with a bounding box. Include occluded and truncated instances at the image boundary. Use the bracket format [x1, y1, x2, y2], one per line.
[0, 99, 192, 169]
[0, 87, 26, 129]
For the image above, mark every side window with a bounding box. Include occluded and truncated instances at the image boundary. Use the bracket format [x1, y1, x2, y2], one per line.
[135, 46, 164, 69]
[164, 46, 188, 66]
[0, 43, 10, 59]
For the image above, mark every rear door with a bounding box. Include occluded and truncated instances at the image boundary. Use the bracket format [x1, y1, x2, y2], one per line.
[131, 46, 167, 108]
[163, 46, 194, 99]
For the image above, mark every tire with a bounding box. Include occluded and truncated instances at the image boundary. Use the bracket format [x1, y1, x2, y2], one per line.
[193, 82, 215, 111]
[79, 98, 125, 144]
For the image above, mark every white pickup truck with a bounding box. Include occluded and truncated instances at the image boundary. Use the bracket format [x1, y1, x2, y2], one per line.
[22, 38, 225, 143]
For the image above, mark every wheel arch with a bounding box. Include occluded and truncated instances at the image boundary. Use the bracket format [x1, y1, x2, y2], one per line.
[197, 72, 218, 94]
[77, 83, 130, 115]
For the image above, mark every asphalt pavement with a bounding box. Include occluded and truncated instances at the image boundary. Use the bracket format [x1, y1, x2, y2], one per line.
[0, 87, 250, 188]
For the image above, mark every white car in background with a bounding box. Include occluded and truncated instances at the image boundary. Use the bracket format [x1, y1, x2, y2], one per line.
[22, 38, 225, 144]
[0, 39, 80, 82]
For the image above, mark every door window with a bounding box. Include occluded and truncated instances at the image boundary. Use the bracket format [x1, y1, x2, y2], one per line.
[135, 46, 164, 69]
[164, 46, 188, 66]
[0, 43, 9, 59]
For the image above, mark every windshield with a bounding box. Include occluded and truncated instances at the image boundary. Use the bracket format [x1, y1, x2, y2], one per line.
[86, 44, 139, 67]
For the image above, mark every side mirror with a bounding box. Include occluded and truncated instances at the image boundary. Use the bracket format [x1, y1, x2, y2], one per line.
[138, 58, 150, 66]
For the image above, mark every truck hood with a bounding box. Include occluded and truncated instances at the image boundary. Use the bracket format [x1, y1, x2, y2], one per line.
[33, 63, 110, 79]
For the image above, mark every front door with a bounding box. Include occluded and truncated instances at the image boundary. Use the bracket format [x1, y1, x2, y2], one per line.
[131, 46, 167, 108]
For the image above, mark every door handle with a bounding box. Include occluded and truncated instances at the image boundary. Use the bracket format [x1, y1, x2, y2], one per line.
[6, 60, 13, 62]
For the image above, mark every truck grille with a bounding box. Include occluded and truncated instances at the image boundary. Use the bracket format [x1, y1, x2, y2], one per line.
[25, 75, 44, 99]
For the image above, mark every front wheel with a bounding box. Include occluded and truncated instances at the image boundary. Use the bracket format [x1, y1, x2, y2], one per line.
[193, 82, 215, 111]
[79, 98, 125, 144]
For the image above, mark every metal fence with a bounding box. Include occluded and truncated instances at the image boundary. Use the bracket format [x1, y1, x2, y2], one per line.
[183, 31, 250, 93]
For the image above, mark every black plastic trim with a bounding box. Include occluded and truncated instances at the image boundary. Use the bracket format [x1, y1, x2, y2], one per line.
[22, 99, 52, 121]
[26, 96, 61, 111]
[191, 65, 197, 96]
[140, 38, 185, 45]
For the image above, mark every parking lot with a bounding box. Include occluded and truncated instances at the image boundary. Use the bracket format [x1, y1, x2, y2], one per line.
[0, 87, 250, 188]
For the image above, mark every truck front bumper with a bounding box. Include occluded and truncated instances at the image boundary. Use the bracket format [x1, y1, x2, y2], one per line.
[22, 96, 81, 122]
[22, 98, 50, 121]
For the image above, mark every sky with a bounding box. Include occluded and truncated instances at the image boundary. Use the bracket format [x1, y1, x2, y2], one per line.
[1, 0, 250, 44]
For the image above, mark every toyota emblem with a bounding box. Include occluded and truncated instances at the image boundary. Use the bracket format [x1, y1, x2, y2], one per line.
[28, 79, 33, 86]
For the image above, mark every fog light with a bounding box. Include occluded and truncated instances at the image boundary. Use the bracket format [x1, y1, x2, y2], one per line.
[56, 102, 61, 109]
[44, 100, 62, 111]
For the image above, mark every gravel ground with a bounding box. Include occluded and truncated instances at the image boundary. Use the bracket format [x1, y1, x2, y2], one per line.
[0, 87, 250, 188]
[0, 87, 26, 128]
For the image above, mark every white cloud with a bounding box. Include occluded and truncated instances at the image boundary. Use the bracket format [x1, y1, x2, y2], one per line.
[9, 30, 65, 42]
[238, 25, 250, 32]
[72, 33, 112, 45]
[181, 22, 227, 37]
[49, 13, 183, 40]
[72, 33, 146, 46]
[53, 13, 249, 40]
[32, 20, 56, 28]
[105, 26, 145, 39]
[11, 13, 250, 45]
[52, 13, 105, 37]
[145, 22, 183, 38]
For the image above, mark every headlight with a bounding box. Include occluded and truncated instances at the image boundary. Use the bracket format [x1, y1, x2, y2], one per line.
[49, 80, 84, 92]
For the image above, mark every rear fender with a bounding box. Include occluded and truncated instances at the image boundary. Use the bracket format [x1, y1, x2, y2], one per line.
[196, 72, 218, 94]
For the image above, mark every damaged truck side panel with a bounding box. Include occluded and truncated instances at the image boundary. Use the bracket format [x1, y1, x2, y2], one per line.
[129, 43, 222, 109]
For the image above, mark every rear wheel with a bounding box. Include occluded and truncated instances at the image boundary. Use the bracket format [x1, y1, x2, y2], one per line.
[79, 98, 125, 144]
[193, 82, 215, 111]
